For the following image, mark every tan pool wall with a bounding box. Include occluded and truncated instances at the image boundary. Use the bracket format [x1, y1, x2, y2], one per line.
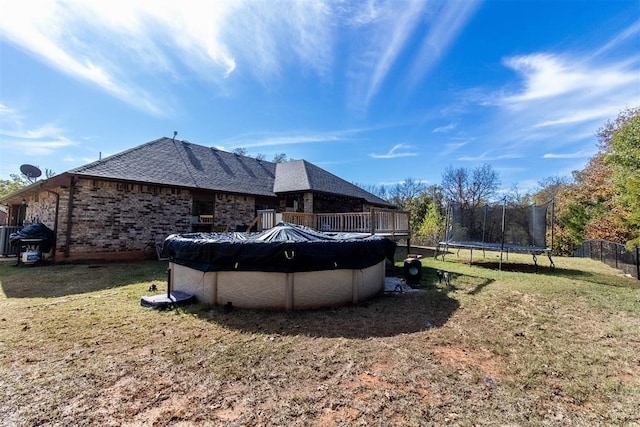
[169, 261, 386, 310]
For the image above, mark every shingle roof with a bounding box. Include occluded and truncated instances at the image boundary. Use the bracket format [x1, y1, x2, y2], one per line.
[66, 137, 392, 206]
[274, 160, 392, 206]
[69, 137, 277, 196]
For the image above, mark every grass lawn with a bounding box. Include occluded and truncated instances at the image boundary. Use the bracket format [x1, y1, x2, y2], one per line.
[1, 249, 639, 426]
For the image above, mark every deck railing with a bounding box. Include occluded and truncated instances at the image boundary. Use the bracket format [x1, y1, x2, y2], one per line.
[275, 208, 409, 236]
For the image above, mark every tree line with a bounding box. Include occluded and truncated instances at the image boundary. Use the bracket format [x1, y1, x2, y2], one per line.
[363, 107, 639, 254]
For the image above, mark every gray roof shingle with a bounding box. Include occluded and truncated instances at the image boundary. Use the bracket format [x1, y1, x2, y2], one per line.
[274, 160, 391, 206]
[69, 137, 277, 196]
[68, 137, 392, 206]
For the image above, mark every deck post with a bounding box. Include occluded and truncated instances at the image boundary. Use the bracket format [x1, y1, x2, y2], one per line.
[370, 207, 376, 235]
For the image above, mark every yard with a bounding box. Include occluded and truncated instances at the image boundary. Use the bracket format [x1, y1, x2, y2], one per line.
[1, 249, 639, 426]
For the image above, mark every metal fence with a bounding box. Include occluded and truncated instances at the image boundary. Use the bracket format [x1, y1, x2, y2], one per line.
[573, 240, 639, 280]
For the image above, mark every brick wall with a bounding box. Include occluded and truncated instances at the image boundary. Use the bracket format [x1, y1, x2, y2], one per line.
[66, 179, 192, 256]
[214, 193, 256, 230]
[20, 179, 262, 259]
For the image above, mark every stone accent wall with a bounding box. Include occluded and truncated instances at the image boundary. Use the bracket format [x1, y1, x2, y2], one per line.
[214, 193, 255, 230]
[303, 192, 314, 213]
[21, 188, 69, 256]
[23, 190, 58, 229]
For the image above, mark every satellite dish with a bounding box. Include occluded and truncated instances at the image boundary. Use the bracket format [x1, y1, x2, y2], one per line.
[20, 164, 42, 182]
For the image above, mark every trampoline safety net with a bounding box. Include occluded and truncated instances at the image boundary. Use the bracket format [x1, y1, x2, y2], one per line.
[444, 202, 550, 251]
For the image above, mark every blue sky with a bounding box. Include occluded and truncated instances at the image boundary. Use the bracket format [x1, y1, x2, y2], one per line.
[1, 0, 638, 195]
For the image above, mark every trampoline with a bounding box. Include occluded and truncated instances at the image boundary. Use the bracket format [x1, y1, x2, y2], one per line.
[435, 200, 555, 270]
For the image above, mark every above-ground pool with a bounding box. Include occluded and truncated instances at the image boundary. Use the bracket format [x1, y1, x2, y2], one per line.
[161, 222, 396, 310]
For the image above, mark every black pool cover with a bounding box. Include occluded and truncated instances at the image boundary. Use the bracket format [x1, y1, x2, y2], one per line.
[162, 222, 396, 273]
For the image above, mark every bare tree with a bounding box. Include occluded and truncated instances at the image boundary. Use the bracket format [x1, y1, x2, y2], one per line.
[441, 164, 499, 207]
[505, 183, 533, 206]
[388, 177, 426, 210]
[272, 153, 287, 163]
[233, 147, 248, 156]
[534, 175, 571, 205]
[355, 183, 388, 201]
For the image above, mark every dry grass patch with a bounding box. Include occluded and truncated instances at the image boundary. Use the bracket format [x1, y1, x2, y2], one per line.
[1, 254, 639, 425]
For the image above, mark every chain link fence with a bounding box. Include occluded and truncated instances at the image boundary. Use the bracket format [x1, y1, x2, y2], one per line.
[573, 240, 639, 280]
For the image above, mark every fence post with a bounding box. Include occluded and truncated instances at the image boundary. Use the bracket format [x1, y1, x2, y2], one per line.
[600, 240, 603, 263]
[636, 245, 639, 280]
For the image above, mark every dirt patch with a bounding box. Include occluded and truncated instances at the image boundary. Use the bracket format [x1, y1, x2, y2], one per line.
[433, 346, 505, 380]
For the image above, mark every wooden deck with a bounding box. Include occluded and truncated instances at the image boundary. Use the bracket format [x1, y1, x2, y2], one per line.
[252, 208, 410, 237]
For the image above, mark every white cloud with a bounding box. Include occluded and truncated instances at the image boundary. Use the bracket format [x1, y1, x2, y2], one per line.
[543, 150, 596, 159]
[457, 21, 640, 158]
[0, 1, 241, 115]
[232, 134, 340, 149]
[369, 143, 418, 159]
[361, 1, 426, 106]
[0, 1, 480, 117]
[432, 123, 457, 133]
[346, 0, 479, 111]
[0, 103, 76, 156]
[502, 53, 638, 105]
[407, 0, 481, 87]
[14, 137, 77, 156]
[458, 152, 522, 162]
[0, 124, 65, 140]
[593, 18, 640, 57]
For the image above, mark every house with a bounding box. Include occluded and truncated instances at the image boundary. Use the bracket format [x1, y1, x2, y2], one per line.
[0, 206, 7, 225]
[0, 137, 404, 261]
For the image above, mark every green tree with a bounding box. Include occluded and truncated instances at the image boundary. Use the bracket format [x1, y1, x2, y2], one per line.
[536, 107, 639, 254]
[601, 106, 640, 247]
[0, 169, 56, 199]
[416, 202, 445, 246]
[0, 176, 25, 198]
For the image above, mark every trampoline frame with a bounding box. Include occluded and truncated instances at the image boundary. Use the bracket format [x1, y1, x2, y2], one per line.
[435, 200, 555, 271]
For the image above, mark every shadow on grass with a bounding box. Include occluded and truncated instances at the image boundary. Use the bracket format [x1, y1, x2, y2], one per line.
[551, 267, 640, 288]
[462, 277, 496, 295]
[0, 260, 168, 298]
[184, 282, 460, 339]
[394, 246, 438, 261]
[469, 261, 555, 274]
[410, 265, 496, 296]
[468, 261, 639, 289]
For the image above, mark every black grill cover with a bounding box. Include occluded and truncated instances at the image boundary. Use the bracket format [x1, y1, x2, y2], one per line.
[9, 223, 55, 253]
